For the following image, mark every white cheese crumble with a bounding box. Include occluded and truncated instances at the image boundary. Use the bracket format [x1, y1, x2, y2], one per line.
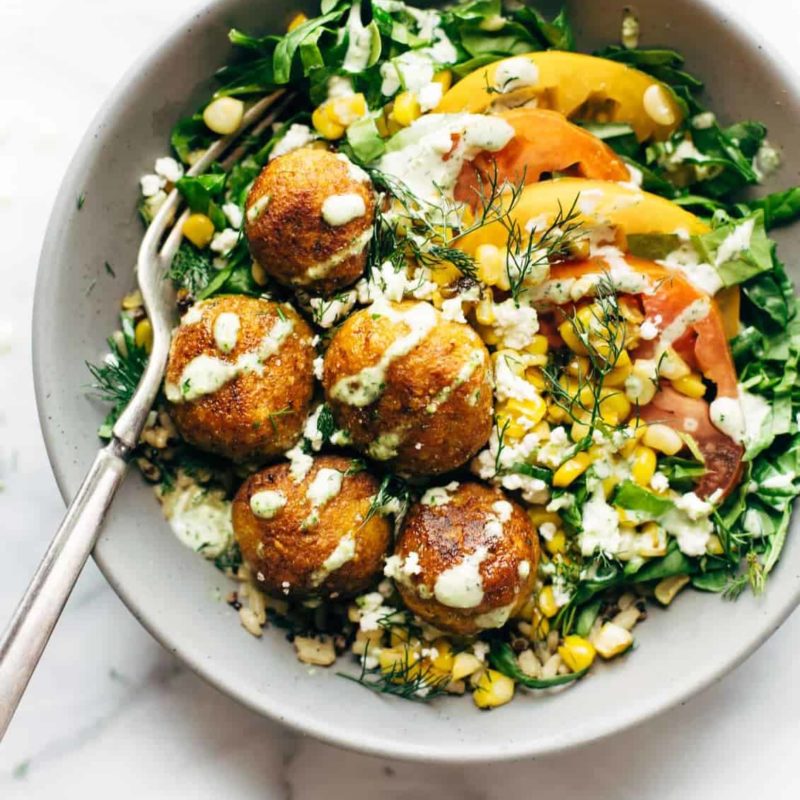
[140, 174, 165, 197]
[286, 444, 314, 483]
[269, 123, 318, 160]
[210, 228, 239, 255]
[310, 291, 358, 329]
[639, 318, 660, 340]
[580, 490, 622, 556]
[222, 202, 244, 230]
[490, 297, 539, 350]
[154, 156, 184, 183]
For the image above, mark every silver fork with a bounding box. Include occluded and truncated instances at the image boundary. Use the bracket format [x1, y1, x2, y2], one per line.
[0, 90, 290, 738]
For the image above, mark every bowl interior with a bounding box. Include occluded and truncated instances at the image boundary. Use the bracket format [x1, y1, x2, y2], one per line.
[33, 0, 800, 762]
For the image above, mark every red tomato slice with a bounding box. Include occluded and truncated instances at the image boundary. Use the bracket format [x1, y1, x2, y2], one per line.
[546, 257, 743, 499]
[454, 108, 631, 206]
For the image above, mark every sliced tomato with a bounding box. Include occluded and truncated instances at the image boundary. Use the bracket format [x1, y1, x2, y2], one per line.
[546, 257, 743, 499]
[454, 109, 630, 206]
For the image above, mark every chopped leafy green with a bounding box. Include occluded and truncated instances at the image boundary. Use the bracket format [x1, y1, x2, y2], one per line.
[612, 481, 673, 517]
[175, 169, 227, 230]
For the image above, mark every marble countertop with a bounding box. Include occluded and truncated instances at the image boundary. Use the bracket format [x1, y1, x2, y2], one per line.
[2, 0, 800, 796]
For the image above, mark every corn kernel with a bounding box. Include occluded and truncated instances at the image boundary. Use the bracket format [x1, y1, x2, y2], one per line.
[287, 11, 308, 31]
[625, 359, 657, 406]
[643, 423, 683, 456]
[558, 635, 596, 672]
[545, 530, 566, 555]
[526, 368, 546, 391]
[570, 420, 592, 443]
[527, 509, 561, 527]
[552, 451, 592, 488]
[134, 318, 153, 354]
[476, 244, 509, 289]
[604, 362, 632, 387]
[558, 319, 588, 355]
[251, 260, 268, 286]
[329, 93, 368, 127]
[707, 533, 724, 555]
[473, 669, 515, 709]
[475, 294, 496, 325]
[392, 91, 422, 127]
[182, 213, 216, 249]
[593, 622, 633, 658]
[430, 639, 455, 674]
[654, 574, 690, 606]
[538, 585, 559, 618]
[312, 105, 345, 140]
[599, 387, 632, 424]
[203, 97, 245, 135]
[452, 652, 483, 681]
[657, 347, 690, 380]
[505, 396, 547, 427]
[672, 373, 706, 399]
[631, 445, 657, 487]
[531, 607, 550, 639]
[432, 70, 453, 92]
[374, 111, 390, 138]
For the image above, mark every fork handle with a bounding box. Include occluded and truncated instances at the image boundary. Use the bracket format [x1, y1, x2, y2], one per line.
[0, 441, 130, 738]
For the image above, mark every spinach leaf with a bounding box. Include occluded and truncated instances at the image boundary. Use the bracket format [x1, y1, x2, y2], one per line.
[176, 169, 227, 230]
[612, 481, 673, 517]
[742, 187, 800, 229]
[171, 115, 215, 164]
[489, 641, 588, 689]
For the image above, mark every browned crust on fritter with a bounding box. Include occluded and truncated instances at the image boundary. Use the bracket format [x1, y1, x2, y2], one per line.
[232, 455, 392, 598]
[322, 301, 493, 476]
[244, 148, 375, 295]
[393, 483, 538, 635]
[165, 296, 314, 463]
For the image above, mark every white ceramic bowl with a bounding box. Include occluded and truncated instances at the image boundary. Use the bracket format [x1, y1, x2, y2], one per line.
[33, 0, 800, 762]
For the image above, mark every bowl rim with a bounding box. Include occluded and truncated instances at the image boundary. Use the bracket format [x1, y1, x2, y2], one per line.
[32, 0, 800, 763]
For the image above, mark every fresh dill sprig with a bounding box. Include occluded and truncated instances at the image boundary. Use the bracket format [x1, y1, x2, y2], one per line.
[168, 241, 216, 295]
[493, 415, 512, 476]
[723, 551, 767, 599]
[542, 274, 629, 452]
[362, 473, 410, 525]
[86, 314, 149, 437]
[340, 644, 450, 703]
[266, 405, 292, 433]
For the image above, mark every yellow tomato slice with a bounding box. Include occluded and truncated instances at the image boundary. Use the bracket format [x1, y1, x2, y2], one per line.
[437, 51, 683, 142]
[458, 178, 709, 254]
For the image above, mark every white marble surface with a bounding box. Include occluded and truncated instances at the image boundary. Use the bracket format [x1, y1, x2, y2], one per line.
[2, 0, 800, 796]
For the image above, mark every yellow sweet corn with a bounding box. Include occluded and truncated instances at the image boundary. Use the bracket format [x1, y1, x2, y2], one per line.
[654, 574, 690, 606]
[643, 423, 683, 456]
[287, 11, 308, 31]
[312, 105, 345, 140]
[593, 622, 633, 659]
[432, 69, 453, 92]
[570, 420, 592, 443]
[526, 368, 546, 391]
[392, 91, 422, 127]
[430, 639, 455, 674]
[528, 509, 561, 527]
[604, 361, 633, 387]
[657, 347, 691, 380]
[631, 445, 657, 487]
[532, 419, 550, 438]
[625, 359, 658, 406]
[251, 260, 268, 286]
[599, 387, 632, 424]
[506, 396, 547, 427]
[475, 294, 496, 325]
[566, 355, 591, 378]
[329, 93, 368, 126]
[552, 451, 592, 488]
[558, 319, 588, 355]
[558, 635, 596, 672]
[707, 533, 724, 555]
[203, 97, 245, 135]
[545, 530, 566, 556]
[182, 213, 216, 249]
[672, 372, 707, 399]
[538, 585, 559, 618]
[525, 335, 549, 356]
[134, 319, 153, 354]
[452, 652, 483, 681]
[475, 244, 509, 289]
[619, 419, 648, 457]
[473, 669, 515, 709]
[531, 607, 550, 639]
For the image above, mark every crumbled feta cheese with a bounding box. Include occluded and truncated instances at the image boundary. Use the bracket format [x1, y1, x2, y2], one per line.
[269, 123, 318, 160]
[580, 490, 622, 556]
[154, 156, 184, 183]
[490, 298, 539, 350]
[222, 202, 243, 230]
[650, 472, 670, 493]
[310, 291, 357, 329]
[639, 318, 660, 340]
[140, 174, 165, 197]
[538, 521, 557, 541]
[313, 356, 324, 381]
[441, 296, 467, 323]
[210, 228, 239, 255]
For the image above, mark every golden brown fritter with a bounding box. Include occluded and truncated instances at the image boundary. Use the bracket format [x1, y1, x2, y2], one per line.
[391, 482, 538, 635]
[244, 148, 375, 296]
[322, 300, 493, 476]
[232, 455, 392, 598]
[164, 295, 314, 463]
